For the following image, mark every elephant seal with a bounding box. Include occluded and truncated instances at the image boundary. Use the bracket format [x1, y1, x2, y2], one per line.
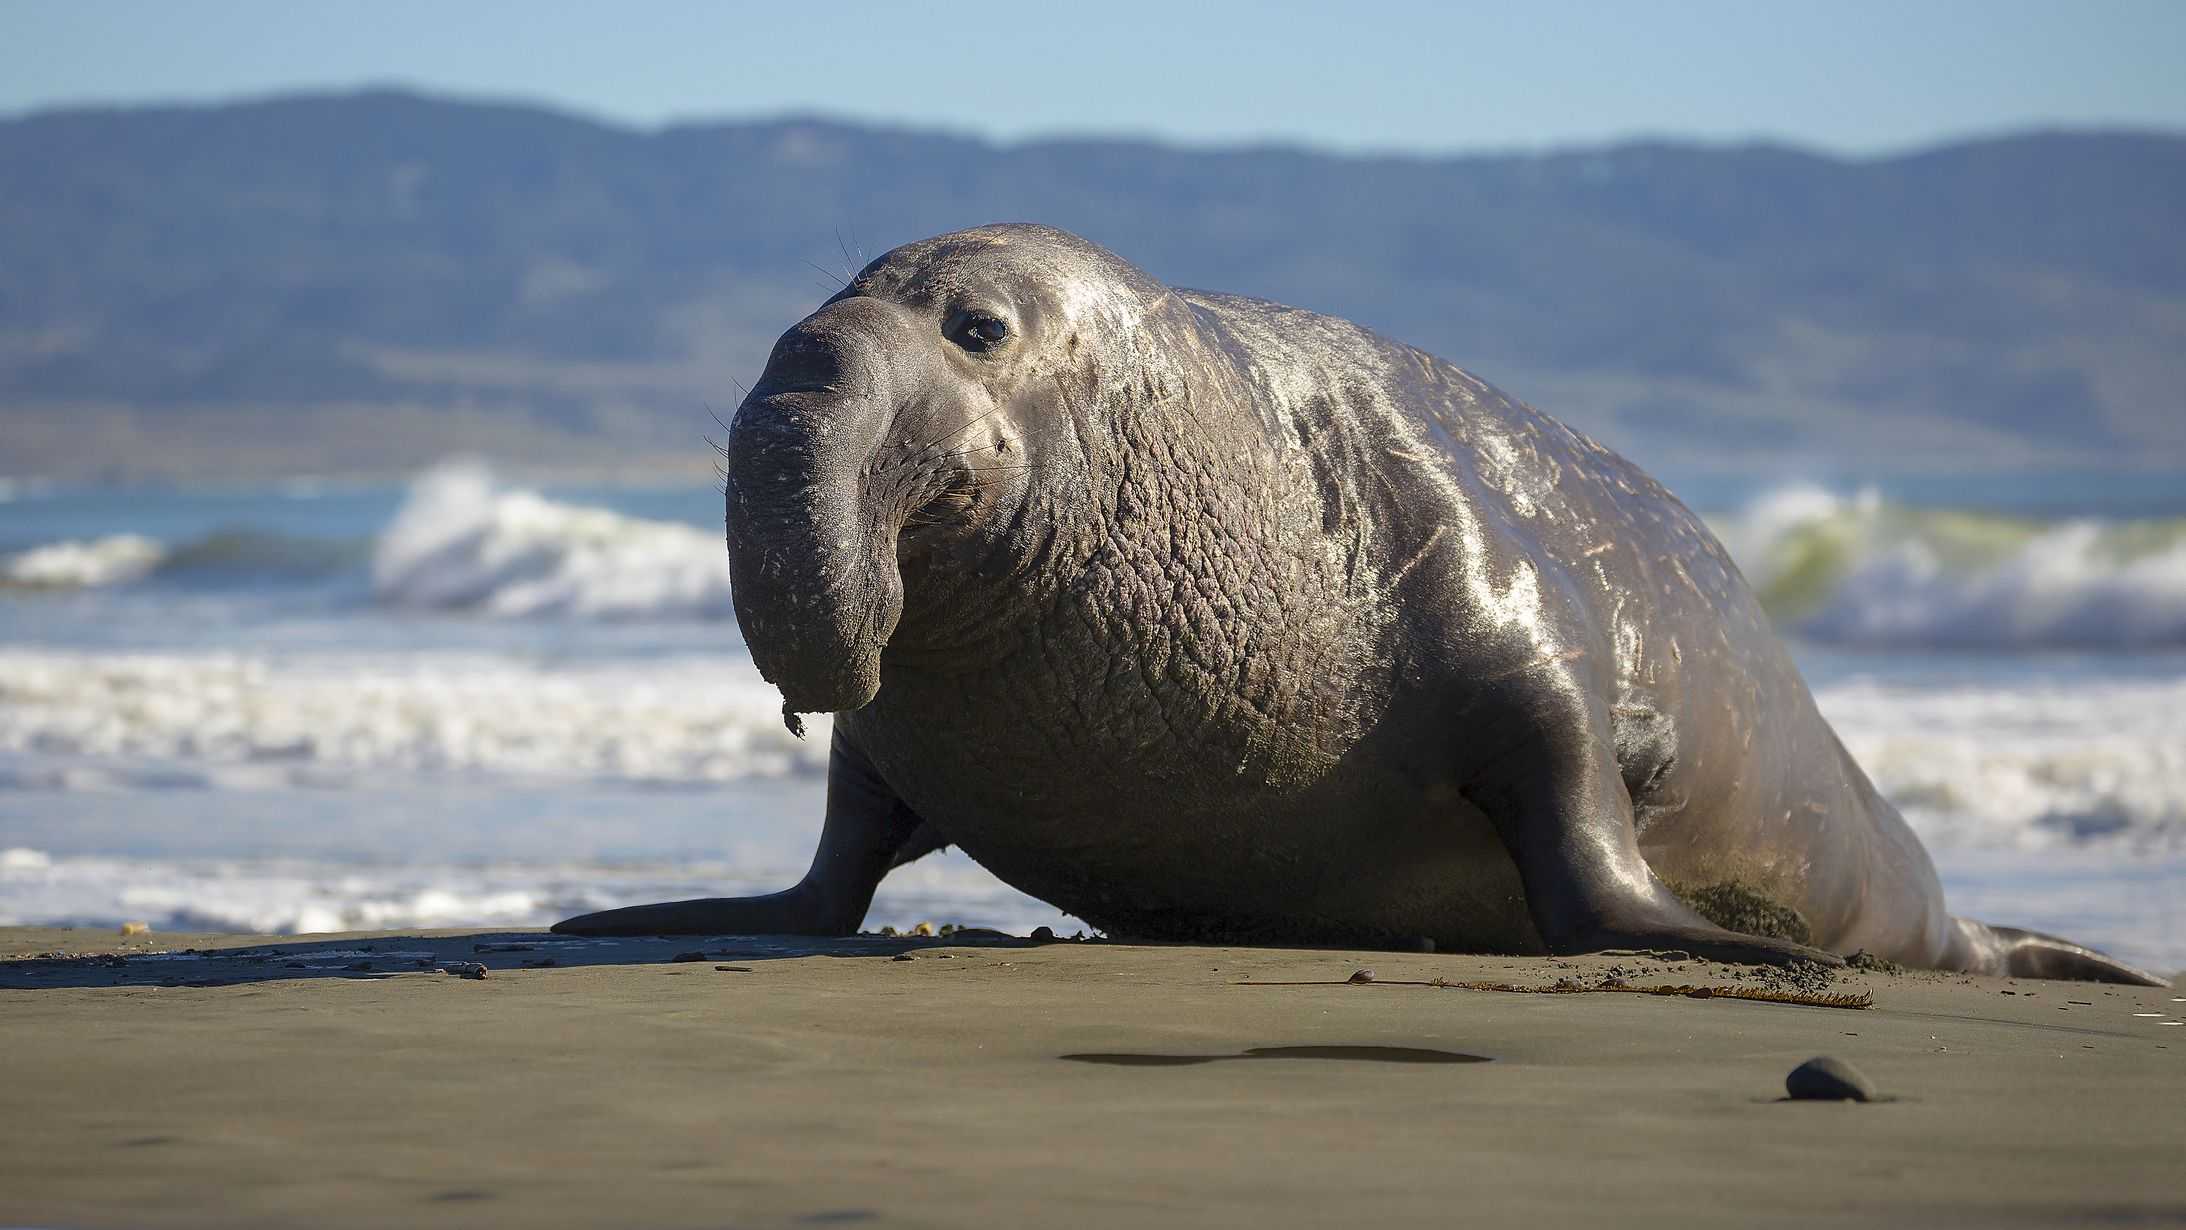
[557, 224, 2159, 985]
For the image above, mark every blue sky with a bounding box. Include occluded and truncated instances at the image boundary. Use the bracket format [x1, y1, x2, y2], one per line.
[4, 0, 2182, 154]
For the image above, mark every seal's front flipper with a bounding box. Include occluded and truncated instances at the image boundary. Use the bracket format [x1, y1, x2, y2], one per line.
[1469, 691, 1842, 970]
[552, 889, 829, 937]
[1952, 919, 2166, 986]
[552, 730, 928, 937]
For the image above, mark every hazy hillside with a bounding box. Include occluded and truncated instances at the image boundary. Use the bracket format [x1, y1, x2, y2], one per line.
[3, 89, 2182, 479]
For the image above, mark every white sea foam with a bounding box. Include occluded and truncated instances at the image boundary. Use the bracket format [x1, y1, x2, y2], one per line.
[1812, 673, 2186, 851]
[1715, 484, 2186, 648]
[0, 649, 829, 787]
[1, 843, 2167, 968]
[3, 645, 2177, 863]
[371, 464, 736, 618]
[2, 534, 166, 588]
[0, 849, 1077, 938]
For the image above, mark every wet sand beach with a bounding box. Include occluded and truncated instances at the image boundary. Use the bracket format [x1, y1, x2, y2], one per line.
[2, 927, 2179, 1228]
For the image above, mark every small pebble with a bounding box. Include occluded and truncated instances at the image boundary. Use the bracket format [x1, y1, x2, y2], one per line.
[442, 963, 488, 980]
[1347, 969, 1376, 984]
[1785, 1055, 1876, 1102]
[891, 953, 917, 963]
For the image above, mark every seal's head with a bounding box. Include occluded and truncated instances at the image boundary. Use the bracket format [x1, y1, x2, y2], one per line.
[725, 224, 1181, 716]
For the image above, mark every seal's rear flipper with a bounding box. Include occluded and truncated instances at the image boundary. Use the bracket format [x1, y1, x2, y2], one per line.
[1953, 918, 2167, 986]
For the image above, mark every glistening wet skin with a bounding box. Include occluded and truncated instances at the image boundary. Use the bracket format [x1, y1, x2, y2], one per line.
[1060, 1045, 1492, 1067]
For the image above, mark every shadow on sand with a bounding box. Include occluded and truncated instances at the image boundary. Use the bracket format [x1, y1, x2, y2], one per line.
[0, 930, 1049, 990]
[1062, 1045, 1491, 1066]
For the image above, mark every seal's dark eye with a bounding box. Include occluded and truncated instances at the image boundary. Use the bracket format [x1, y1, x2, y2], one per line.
[948, 312, 1011, 353]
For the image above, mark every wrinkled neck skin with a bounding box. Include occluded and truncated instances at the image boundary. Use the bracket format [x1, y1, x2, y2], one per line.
[896, 297, 1292, 650]
[863, 296, 1401, 794]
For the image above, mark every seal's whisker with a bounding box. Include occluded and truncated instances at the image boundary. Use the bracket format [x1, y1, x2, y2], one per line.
[866, 446, 1033, 494]
[705, 405, 737, 459]
[909, 405, 1005, 459]
[860, 410, 1011, 491]
[928, 442, 1009, 464]
[834, 228, 861, 285]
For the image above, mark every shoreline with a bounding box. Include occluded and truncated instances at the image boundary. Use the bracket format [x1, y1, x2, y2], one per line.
[3, 926, 2179, 1227]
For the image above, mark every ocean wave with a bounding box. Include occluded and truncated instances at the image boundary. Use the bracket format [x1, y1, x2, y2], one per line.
[1, 529, 364, 591]
[371, 465, 736, 619]
[1715, 484, 2186, 649]
[14, 466, 2186, 649]
[1812, 673, 2186, 851]
[0, 649, 829, 787]
[333, 471, 2186, 644]
[160, 528, 368, 579]
[2, 534, 166, 588]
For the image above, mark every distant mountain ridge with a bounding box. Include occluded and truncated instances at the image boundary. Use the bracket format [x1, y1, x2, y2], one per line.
[3, 89, 2182, 479]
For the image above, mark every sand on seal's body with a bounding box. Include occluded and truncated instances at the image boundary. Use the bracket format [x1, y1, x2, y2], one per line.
[1, 927, 2178, 1228]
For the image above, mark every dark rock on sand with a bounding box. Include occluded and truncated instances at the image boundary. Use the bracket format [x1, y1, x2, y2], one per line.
[1785, 1056, 1876, 1102]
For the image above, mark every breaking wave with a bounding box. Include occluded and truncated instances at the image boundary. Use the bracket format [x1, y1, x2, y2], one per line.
[8, 467, 2186, 648]
[370, 465, 734, 618]
[1, 529, 365, 590]
[2, 534, 167, 588]
[1713, 485, 2186, 649]
[349, 469, 2186, 643]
